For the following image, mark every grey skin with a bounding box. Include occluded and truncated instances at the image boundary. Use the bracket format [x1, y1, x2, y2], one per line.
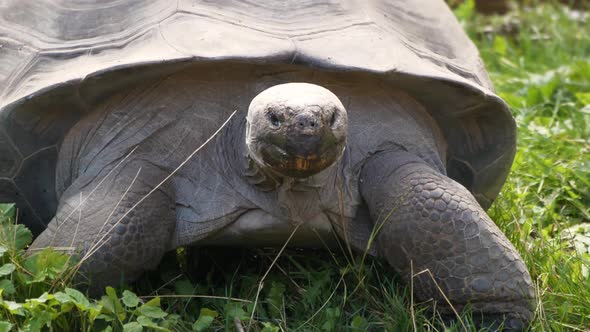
[28, 69, 534, 330]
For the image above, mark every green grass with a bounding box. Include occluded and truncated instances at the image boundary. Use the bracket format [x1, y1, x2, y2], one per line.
[1, 2, 590, 331]
[461, 2, 590, 330]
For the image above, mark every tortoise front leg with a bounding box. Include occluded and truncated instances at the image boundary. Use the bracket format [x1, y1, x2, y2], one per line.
[359, 149, 535, 330]
[29, 160, 176, 294]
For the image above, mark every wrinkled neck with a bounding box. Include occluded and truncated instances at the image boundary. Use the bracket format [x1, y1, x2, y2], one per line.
[243, 155, 283, 191]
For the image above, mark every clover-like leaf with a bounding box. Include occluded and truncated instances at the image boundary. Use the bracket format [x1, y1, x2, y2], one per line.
[261, 322, 280, 332]
[174, 279, 194, 295]
[350, 315, 369, 331]
[0, 300, 23, 315]
[0, 223, 32, 251]
[140, 305, 168, 319]
[224, 302, 248, 321]
[139, 298, 167, 319]
[122, 322, 143, 332]
[0, 321, 13, 332]
[0, 280, 15, 295]
[53, 292, 72, 303]
[65, 287, 90, 308]
[0, 263, 15, 277]
[192, 308, 218, 332]
[104, 287, 126, 321]
[23, 309, 52, 331]
[266, 281, 285, 318]
[24, 248, 70, 283]
[0, 204, 15, 222]
[122, 290, 140, 308]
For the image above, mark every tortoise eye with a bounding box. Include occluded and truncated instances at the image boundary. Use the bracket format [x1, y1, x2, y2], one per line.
[267, 111, 280, 127]
[329, 111, 337, 127]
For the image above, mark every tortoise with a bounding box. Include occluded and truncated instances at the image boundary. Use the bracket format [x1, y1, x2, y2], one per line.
[0, 0, 534, 329]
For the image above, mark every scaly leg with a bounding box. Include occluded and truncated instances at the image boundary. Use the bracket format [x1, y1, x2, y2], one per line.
[30, 161, 176, 293]
[360, 149, 535, 330]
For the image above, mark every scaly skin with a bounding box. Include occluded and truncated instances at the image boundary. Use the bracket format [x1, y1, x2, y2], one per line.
[30, 161, 176, 292]
[360, 148, 535, 329]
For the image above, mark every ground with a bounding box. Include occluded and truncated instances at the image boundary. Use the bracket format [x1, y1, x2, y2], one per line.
[0, 2, 589, 331]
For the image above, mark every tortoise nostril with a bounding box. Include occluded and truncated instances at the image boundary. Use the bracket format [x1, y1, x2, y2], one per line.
[296, 116, 318, 130]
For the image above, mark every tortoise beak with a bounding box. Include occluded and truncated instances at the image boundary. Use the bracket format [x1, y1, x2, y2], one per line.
[286, 120, 322, 157]
[268, 122, 344, 178]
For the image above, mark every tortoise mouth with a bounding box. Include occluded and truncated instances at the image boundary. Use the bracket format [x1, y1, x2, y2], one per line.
[257, 130, 345, 178]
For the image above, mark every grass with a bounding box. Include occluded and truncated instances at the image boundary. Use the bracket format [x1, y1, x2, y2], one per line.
[1, 2, 590, 331]
[462, 2, 590, 330]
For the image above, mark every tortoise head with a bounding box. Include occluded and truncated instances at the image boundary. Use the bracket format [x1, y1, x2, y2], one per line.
[246, 83, 348, 178]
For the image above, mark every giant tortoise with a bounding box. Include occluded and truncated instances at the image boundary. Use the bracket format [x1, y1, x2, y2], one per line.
[0, 0, 534, 329]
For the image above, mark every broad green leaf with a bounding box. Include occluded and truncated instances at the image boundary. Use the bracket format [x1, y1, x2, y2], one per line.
[261, 322, 280, 332]
[0, 280, 15, 295]
[23, 309, 52, 332]
[266, 281, 285, 317]
[88, 303, 104, 322]
[0, 264, 15, 277]
[24, 248, 70, 283]
[27, 292, 52, 304]
[200, 308, 218, 319]
[350, 315, 369, 331]
[0, 246, 7, 258]
[136, 316, 170, 331]
[0, 223, 32, 250]
[106, 286, 118, 300]
[321, 307, 341, 331]
[105, 287, 126, 321]
[137, 316, 154, 327]
[0, 321, 13, 332]
[96, 313, 116, 323]
[498, 92, 526, 109]
[192, 308, 218, 332]
[0, 204, 15, 222]
[0, 300, 23, 314]
[540, 78, 559, 100]
[224, 302, 248, 321]
[122, 290, 140, 308]
[570, 60, 590, 81]
[453, 0, 475, 21]
[65, 287, 90, 308]
[173, 279, 194, 295]
[192, 315, 213, 332]
[161, 314, 180, 329]
[60, 302, 75, 314]
[143, 297, 161, 307]
[575, 92, 590, 105]
[493, 36, 508, 56]
[140, 302, 167, 319]
[122, 322, 143, 332]
[526, 86, 543, 106]
[53, 292, 72, 303]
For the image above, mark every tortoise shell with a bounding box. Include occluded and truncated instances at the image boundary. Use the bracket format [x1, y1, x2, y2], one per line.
[0, 0, 515, 235]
